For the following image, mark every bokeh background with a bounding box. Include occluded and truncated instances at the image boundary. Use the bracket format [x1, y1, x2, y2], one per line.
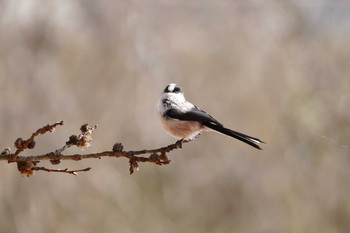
[1, 1, 350, 232]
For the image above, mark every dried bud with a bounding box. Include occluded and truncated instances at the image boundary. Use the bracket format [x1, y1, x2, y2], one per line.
[27, 140, 36, 149]
[76, 135, 92, 148]
[1, 147, 11, 155]
[50, 159, 61, 165]
[17, 161, 35, 177]
[150, 153, 158, 159]
[80, 124, 89, 133]
[160, 152, 171, 164]
[112, 143, 124, 152]
[14, 138, 25, 150]
[67, 135, 79, 145]
[129, 158, 139, 175]
[150, 153, 162, 165]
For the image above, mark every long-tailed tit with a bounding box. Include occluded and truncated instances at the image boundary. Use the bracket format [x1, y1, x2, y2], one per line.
[157, 83, 265, 150]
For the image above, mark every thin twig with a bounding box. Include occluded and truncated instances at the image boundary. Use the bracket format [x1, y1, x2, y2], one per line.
[33, 166, 91, 176]
[13, 121, 64, 157]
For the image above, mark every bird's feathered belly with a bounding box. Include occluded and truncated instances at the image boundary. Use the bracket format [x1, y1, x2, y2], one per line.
[160, 118, 203, 140]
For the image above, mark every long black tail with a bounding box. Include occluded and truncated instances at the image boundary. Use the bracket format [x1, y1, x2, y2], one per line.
[203, 122, 265, 150]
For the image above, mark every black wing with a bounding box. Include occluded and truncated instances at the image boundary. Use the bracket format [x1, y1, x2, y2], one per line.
[165, 107, 223, 126]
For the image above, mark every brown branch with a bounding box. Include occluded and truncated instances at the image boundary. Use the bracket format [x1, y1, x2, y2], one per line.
[13, 121, 64, 157]
[33, 167, 91, 176]
[1, 121, 188, 176]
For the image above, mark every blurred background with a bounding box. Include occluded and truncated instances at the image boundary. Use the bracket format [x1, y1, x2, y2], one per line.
[1, 0, 350, 232]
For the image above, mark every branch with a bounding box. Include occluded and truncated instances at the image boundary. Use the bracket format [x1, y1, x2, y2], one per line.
[13, 121, 64, 157]
[33, 167, 92, 176]
[1, 121, 187, 176]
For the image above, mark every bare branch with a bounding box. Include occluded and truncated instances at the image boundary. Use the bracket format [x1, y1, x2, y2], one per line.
[1, 121, 188, 176]
[32, 167, 91, 176]
[13, 121, 64, 157]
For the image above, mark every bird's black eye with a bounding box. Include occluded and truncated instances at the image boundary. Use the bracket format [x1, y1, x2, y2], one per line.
[173, 86, 182, 93]
[164, 86, 171, 93]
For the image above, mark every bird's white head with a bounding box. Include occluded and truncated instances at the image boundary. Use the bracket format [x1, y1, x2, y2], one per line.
[160, 83, 185, 101]
[158, 83, 186, 115]
[163, 83, 183, 94]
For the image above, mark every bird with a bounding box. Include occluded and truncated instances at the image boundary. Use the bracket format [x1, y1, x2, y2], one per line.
[157, 83, 265, 150]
